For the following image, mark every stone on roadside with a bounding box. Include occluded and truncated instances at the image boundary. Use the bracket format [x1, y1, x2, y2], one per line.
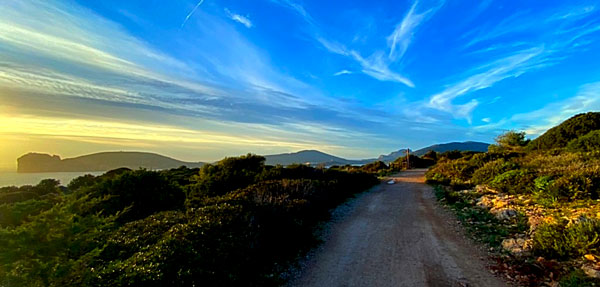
[493, 208, 518, 220]
[582, 264, 600, 279]
[501, 238, 530, 254]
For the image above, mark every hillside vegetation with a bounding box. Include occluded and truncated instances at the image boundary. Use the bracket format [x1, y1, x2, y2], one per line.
[425, 112, 600, 285]
[0, 155, 378, 286]
[529, 112, 600, 150]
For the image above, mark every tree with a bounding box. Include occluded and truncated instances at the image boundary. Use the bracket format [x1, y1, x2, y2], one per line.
[495, 130, 528, 147]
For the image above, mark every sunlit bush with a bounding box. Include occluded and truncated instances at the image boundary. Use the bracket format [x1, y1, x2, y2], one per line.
[533, 218, 600, 259]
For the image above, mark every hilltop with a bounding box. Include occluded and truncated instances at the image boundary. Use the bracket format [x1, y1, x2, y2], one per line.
[529, 112, 600, 150]
[377, 141, 490, 162]
[264, 150, 369, 166]
[17, 152, 205, 173]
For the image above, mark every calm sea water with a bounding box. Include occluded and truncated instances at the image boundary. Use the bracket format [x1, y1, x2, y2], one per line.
[0, 171, 104, 188]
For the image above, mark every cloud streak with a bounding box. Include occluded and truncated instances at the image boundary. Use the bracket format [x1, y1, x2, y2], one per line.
[387, 1, 439, 61]
[181, 0, 206, 28]
[273, 0, 422, 87]
[316, 37, 415, 87]
[427, 47, 545, 122]
[333, 70, 352, 76]
[225, 8, 253, 28]
[474, 82, 600, 136]
[426, 3, 600, 122]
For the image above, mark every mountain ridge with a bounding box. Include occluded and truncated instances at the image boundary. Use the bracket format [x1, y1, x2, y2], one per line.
[377, 141, 490, 162]
[17, 151, 205, 173]
[264, 150, 371, 166]
[16, 142, 491, 173]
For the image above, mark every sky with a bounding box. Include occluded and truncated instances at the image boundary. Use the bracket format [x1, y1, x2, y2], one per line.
[1, 0, 600, 170]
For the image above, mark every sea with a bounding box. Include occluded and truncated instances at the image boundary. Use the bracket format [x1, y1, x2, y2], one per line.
[0, 171, 104, 188]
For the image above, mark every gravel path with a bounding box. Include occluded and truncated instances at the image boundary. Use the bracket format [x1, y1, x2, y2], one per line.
[288, 169, 508, 287]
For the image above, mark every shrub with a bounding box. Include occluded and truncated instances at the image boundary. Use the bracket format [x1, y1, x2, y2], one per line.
[567, 130, 600, 152]
[67, 174, 98, 191]
[0, 199, 55, 227]
[425, 157, 481, 188]
[532, 176, 558, 207]
[86, 170, 185, 222]
[547, 167, 600, 200]
[489, 169, 536, 194]
[186, 154, 266, 206]
[471, 159, 517, 185]
[533, 218, 600, 259]
[360, 161, 388, 173]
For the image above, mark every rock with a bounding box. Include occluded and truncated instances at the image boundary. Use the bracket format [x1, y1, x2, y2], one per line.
[502, 238, 529, 254]
[582, 264, 600, 279]
[494, 208, 518, 220]
[476, 196, 493, 208]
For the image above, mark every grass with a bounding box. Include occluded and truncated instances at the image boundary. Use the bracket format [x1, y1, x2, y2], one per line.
[433, 185, 527, 248]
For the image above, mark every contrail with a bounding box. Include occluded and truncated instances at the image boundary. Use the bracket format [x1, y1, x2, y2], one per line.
[181, 0, 205, 28]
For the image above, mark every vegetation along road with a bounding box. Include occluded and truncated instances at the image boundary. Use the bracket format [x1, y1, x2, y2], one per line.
[289, 169, 507, 287]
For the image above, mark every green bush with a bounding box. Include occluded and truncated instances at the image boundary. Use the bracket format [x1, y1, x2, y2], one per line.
[0, 199, 55, 227]
[86, 170, 185, 222]
[547, 167, 600, 200]
[533, 218, 600, 259]
[567, 130, 600, 152]
[489, 169, 536, 194]
[360, 161, 388, 173]
[471, 159, 517, 185]
[425, 158, 476, 188]
[532, 176, 558, 207]
[67, 174, 97, 191]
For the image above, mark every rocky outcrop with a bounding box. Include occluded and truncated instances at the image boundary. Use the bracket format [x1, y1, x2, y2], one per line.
[17, 153, 62, 173]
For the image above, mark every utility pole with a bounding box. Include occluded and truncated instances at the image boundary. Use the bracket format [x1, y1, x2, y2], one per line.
[406, 148, 410, 169]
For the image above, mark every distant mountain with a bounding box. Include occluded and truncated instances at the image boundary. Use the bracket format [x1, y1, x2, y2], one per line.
[264, 150, 369, 166]
[17, 152, 205, 173]
[529, 112, 600, 150]
[412, 141, 490, 156]
[377, 142, 490, 162]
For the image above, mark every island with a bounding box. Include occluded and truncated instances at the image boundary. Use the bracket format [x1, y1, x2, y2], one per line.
[17, 152, 205, 173]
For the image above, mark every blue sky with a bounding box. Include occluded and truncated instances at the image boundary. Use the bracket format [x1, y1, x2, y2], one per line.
[0, 0, 599, 167]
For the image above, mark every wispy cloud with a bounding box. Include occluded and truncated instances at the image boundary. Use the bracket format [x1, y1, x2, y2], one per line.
[273, 0, 423, 87]
[473, 82, 600, 136]
[350, 51, 415, 87]
[512, 82, 600, 136]
[181, 0, 206, 28]
[464, 4, 600, 51]
[387, 1, 441, 61]
[427, 4, 600, 122]
[316, 37, 415, 86]
[270, 0, 317, 27]
[224, 8, 253, 28]
[427, 47, 546, 122]
[333, 70, 352, 76]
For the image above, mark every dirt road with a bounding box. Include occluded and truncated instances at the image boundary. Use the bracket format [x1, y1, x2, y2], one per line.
[288, 169, 507, 287]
